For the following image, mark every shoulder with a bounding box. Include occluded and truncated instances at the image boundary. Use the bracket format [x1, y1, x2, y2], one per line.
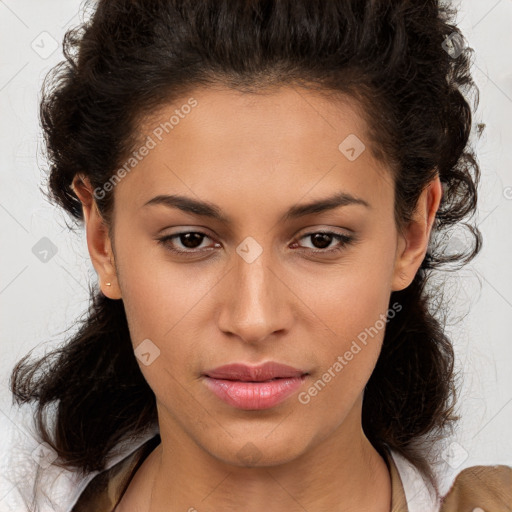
[0, 403, 85, 512]
[388, 449, 512, 512]
[0, 402, 160, 512]
[71, 433, 161, 512]
[439, 464, 512, 511]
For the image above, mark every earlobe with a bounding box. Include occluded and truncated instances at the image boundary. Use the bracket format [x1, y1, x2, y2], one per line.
[71, 174, 122, 299]
[391, 175, 442, 292]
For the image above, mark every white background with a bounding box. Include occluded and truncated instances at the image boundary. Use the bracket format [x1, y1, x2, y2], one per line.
[0, 0, 511, 506]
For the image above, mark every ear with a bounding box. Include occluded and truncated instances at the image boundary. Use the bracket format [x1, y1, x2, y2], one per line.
[391, 175, 443, 291]
[71, 174, 122, 299]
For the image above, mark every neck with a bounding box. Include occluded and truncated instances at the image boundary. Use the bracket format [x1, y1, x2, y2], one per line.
[133, 405, 392, 512]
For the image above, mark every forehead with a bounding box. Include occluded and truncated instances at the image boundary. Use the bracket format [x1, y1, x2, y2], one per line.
[113, 85, 393, 217]
[139, 85, 372, 154]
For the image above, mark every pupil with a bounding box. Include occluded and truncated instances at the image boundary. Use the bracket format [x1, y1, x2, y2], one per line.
[312, 233, 331, 249]
[182, 233, 203, 248]
[179, 233, 333, 250]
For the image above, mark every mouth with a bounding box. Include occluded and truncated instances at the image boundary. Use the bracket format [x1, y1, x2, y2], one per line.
[202, 362, 309, 410]
[215, 377, 295, 382]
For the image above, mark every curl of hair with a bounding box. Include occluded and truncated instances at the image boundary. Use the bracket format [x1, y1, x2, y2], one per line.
[11, 0, 482, 494]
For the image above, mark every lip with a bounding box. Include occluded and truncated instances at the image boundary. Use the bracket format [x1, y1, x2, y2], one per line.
[202, 362, 309, 410]
[203, 362, 307, 381]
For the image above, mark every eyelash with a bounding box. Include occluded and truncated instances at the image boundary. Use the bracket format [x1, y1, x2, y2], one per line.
[156, 230, 354, 256]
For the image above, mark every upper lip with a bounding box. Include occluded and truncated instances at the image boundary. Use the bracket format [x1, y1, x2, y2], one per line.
[203, 362, 308, 382]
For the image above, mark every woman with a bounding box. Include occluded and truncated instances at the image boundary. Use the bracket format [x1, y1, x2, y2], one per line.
[10, 0, 511, 511]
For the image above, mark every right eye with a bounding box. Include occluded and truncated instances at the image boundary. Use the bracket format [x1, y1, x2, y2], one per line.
[157, 231, 221, 255]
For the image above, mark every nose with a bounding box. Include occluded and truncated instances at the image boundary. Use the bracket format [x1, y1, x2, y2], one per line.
[216, 240, 293, 345]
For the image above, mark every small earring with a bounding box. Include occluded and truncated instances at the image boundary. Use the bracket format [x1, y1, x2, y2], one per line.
[106, 282, 112, 286]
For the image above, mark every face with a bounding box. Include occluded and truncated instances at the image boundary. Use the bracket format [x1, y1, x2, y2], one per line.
[75, 85, 440, 467]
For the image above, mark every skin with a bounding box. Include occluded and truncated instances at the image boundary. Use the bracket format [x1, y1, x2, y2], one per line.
[72, 85, 442, 512]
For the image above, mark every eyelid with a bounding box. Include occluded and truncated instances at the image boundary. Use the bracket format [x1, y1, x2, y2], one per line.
[293, 230, 354, 253]
[156, 228, 356, 257]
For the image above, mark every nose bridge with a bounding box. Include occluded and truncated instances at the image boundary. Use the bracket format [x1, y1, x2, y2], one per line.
[219, 236, 288, 343]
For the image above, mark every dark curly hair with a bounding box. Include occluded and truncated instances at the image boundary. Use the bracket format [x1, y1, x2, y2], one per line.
[11, 0, 482, 496]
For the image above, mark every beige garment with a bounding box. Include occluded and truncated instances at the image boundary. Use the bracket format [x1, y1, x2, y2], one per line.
[72, 436, 512, 511]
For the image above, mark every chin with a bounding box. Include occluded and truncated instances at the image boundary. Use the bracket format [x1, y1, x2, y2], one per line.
[201, 431, 309, 468]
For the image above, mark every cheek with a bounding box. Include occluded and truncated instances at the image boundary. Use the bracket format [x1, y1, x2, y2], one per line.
[296, 282, 391, 429]
[115, 241, 221, 396]
[296, 244, 395, 343]
[292, 241, 395, 404]
[116, 236, 213, 338]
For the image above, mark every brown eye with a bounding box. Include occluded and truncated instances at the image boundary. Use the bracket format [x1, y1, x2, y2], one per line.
[157, 231, 219, 255]
[176, 232, 207, 249]
[294, 231, 354, 254]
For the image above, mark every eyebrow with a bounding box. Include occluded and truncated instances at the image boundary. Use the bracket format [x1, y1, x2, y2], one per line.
[142, 191, 371, 223]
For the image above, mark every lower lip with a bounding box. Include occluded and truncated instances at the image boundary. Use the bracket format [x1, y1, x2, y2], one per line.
[203, 375, 307, 410]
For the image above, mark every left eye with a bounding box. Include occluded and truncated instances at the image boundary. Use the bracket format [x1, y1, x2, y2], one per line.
[294, 231, 354, 254]
[157, 230, 354, 256]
